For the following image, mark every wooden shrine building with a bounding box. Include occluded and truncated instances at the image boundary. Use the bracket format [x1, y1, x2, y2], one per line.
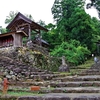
[0, 12, 48, 47]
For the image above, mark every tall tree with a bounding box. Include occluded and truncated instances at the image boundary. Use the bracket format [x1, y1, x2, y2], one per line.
[37, 20, 46, 27]
[51, 0, 97, 50]
[52, 0, 85, 23]
[5, 11, 18, 25]
[51, 0, 85, 42]
[90, 17, 100, 52]
[67, 8, 94, 50]
[91, 17, 100, 41]
[25, 14, 34, 21]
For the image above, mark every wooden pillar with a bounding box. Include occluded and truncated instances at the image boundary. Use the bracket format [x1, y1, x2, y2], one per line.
[28, 24, 31, 40]
[38, 30, 42, 46]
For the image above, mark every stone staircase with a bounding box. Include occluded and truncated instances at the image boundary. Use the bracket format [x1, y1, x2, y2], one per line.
[10, 63, 100, 99]
[0, 53, 100, 99]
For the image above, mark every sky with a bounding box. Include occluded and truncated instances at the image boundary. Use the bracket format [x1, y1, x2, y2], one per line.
[0, 0, 99, 28]
[85, 0, 99, 19]
[0, 0, 55, 28]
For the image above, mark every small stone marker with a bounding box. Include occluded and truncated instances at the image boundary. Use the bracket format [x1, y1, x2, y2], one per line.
[59, 56, 70, 72]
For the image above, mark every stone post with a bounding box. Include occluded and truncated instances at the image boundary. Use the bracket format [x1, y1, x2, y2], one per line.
[59, 56, 70, 72]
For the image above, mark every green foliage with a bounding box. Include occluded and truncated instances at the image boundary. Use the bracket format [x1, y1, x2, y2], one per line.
[25, 14, 34, 21]
[42, 23, 60, 50]
[51, 0, 100, 54]
[5, 11, 18, 25]
[68, 8, 94, 50]
[0, 26, 8, 33]
[37, 20, 46, 27]
[52, 0, 85, 23]
[51, 40, 91, 65]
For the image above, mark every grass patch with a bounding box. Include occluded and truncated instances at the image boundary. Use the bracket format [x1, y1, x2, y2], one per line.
[0, 91, 44, 97]
[69, 58, 94, 75]
[58, 58, 94, 76]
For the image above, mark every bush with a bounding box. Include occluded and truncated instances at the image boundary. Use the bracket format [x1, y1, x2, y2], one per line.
[51, 40, 91, 65]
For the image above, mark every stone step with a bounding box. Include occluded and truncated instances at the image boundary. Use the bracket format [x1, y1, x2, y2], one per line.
[70, 66, 91, 69]
[50, 81, 100, 87]
[11, 81, 100, 87]
[53, 75, 100, 82]
[86, 69, 100, 71]
[40, 87, 100, 93]
[81, 69, 100, 73]
[29, 74, 55, 80]
[78, 72, 100, 75]
[29, 71, 53, 75]
[18, 93, 100, 100]
[7, 73, 65, 82]
[1, 93, 99, 99]
[9, 74, 100, 88]
[7, 86, 100, 94]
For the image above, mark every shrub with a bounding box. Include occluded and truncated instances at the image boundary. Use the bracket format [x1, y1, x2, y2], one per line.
[51, 40, 91, 65]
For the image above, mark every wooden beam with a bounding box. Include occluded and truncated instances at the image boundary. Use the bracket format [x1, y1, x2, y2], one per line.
[32, 29, 40, 33]
[17, 23, 30, 27]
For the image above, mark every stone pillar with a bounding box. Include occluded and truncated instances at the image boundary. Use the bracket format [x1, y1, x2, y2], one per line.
[59, 56, 70, 72]
[38, 30, 42, 46]
[28, 24, 31, 40]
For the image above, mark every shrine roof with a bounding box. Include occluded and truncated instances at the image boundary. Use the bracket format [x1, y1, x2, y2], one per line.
[6, 12, 48, 32]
